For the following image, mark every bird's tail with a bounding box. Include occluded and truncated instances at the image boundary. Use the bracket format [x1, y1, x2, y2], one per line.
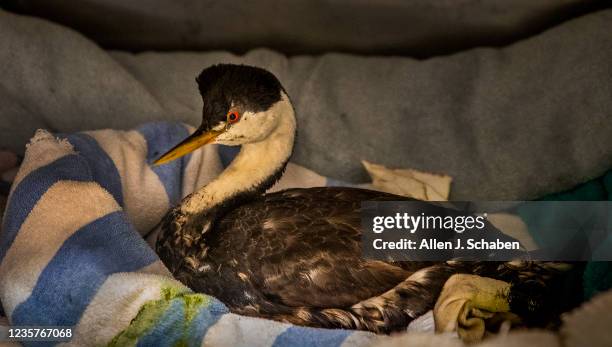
[279, 263, 457, 333]
[502, 261, 584, 328]
[258, 261, 581, 334]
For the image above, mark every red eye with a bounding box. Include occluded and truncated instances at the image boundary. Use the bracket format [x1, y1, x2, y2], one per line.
[228, 112, 240, 123]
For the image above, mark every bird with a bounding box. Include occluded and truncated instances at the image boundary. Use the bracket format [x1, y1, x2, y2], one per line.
[153, 64, 580, 333]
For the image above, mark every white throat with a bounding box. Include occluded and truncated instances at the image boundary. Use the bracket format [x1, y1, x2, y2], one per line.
[180, 94, 296, 215]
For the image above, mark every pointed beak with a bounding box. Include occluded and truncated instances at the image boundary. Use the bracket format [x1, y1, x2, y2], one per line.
[153, 128, 223, 165]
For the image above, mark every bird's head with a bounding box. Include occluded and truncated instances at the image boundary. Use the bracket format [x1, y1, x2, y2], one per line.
[154, 64, 289, 165]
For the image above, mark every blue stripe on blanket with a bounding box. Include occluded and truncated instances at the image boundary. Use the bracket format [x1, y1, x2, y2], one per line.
[11, 211, 157, 331]
[136, 300, 185, 347]
[136, 297, 226, 347]
[0, 155, 91, 265]
[184, 307, 217, 347]
[61, 133, 124, 207]
[138, 122, 192, 205]
[272, 326, 352, 347]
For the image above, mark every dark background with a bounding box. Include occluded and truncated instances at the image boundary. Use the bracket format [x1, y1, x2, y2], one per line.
[2, 0, 609, 56]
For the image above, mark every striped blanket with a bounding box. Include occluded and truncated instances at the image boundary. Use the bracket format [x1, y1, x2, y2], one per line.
[0, 122, 441, 347]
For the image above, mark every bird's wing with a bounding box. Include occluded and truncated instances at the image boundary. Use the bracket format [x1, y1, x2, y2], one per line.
[215, 187, 414, 308]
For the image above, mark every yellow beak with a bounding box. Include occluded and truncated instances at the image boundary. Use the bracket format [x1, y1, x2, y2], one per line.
[153, 129, 223, 165]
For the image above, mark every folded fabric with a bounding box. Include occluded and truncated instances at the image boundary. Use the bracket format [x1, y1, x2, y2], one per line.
[434, 274, 519, 343]
[361, 160, 452, 201]
[2, 8, 612, 202]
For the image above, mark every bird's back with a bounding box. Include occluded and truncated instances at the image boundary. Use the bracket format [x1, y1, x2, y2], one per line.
[198, 187, 427, 308]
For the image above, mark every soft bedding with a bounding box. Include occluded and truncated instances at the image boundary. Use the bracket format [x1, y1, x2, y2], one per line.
[1, 8, 612, 201]
[0, 123, 610, 347]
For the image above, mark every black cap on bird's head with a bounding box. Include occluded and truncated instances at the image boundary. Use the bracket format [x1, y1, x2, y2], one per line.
[154, 64, 287, 165]
[196, 64, 284, 130]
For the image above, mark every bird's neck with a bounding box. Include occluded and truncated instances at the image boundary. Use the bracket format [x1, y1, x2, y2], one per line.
[180, 97, 296, 217]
